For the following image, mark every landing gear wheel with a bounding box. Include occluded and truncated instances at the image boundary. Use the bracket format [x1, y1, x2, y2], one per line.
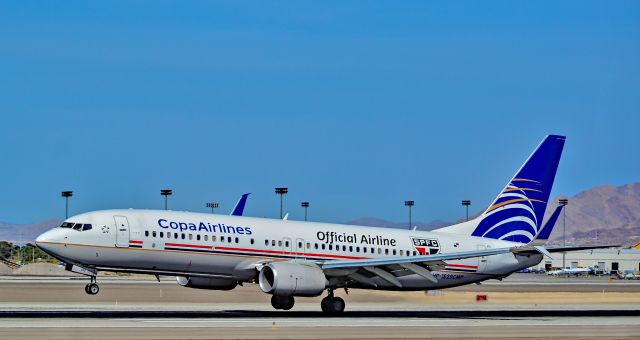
[84, 284, 90, 294]
[321, 296, 345, 314]
[87, 283, 99, 295]
[270, 295, 295, 310]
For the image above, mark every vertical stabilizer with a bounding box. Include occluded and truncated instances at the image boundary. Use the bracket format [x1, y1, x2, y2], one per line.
[435, 135, 565, 244]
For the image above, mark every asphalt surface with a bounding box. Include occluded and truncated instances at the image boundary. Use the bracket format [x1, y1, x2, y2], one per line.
[2, 275, 640, 339]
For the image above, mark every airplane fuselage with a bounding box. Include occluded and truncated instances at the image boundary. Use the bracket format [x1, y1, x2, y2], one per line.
[37, 209, 542, 291]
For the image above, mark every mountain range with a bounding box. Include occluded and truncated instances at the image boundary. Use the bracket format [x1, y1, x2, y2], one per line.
[1, 183, 639, 246]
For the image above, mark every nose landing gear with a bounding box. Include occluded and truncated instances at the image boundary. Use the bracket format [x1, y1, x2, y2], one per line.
[84, 276, 99, 295]
[321, 289, 345, 314]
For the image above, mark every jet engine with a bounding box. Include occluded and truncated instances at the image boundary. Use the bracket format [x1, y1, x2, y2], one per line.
[258, 261, 327, 297]
[176, 276, 238, 290]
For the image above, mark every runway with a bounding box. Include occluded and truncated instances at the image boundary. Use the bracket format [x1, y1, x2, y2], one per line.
[2, 312, 640, 339]
[2, 275, 640, 338]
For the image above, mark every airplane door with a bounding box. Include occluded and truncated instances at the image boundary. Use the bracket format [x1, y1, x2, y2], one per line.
[114, 216, 130, 248]
[477, 244, 489, 272]
[295, 238, 305, 258]
[282, 237, 293, 256]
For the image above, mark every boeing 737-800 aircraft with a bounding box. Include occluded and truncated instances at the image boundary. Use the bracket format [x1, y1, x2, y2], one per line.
[35, 135, 607, 313]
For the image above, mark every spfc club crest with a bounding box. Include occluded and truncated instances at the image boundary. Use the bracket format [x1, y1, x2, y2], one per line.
[411, 238, 440, 255]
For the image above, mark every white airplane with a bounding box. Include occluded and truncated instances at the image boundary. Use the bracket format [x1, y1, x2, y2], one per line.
[547, 267, 592, 276]
[35, 135, 610, 313]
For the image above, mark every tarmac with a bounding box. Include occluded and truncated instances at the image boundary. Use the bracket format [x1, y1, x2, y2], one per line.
[2, 274, 640, 339]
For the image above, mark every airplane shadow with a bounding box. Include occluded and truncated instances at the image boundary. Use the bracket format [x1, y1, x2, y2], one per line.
[2, 309, 639, 319]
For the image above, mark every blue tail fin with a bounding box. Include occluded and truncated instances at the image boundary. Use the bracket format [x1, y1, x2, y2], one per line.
[470, 135, 566, 243]
[230, 193, 250, 216]
[534, 204, 564, 242]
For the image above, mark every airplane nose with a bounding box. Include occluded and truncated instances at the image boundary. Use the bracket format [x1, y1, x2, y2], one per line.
[35, 229, 62, 247]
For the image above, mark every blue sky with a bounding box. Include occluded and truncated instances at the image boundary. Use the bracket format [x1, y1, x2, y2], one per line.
[1, 1, 638, 224]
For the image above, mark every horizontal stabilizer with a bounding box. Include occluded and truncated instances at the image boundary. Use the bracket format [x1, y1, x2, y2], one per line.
[546, 245, 620, 253]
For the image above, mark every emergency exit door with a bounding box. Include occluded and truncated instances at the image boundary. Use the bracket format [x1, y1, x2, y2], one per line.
[114, 216, 130, 248]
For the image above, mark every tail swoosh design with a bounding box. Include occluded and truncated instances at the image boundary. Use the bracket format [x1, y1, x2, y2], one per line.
[471, 135, 566, 243]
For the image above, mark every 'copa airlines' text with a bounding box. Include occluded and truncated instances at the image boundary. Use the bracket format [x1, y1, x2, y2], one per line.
[158, 219, 252, 235]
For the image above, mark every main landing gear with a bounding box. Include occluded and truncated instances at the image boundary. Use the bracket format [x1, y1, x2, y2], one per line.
[271, 295, 295, 310]
[84, 276, 99, 295]
[269, 289, 346, 313]
[321, 289, 345, 314]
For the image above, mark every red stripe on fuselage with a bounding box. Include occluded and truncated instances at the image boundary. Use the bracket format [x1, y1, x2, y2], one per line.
[165, 242, 212, 250]
[214, 246, 368, 260]
[445, 263, 478, 269]
[129, 240, 143, 244]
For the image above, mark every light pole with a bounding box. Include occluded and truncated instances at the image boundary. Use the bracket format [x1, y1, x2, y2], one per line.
[301, 202, 309, 221]
[161, 189, 172, 210]
[26, 243, 36, 263]
[404, 200, 414, 229]
[61, 191, 73, 219]
[461, 200, 471, 221]
[275, 187, 288, 219]
[206, 202, 219, 214]
[559, 198, 569, 268]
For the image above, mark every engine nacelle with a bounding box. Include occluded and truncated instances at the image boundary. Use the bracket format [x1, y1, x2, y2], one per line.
[258, 261, 327, 297]
[176, 276, 238, 291]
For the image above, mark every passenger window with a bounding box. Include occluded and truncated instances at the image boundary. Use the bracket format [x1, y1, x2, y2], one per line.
[197, 235, 201, 241]
[385, 249, 389, 255]
[329, 244, 333, 250]
[204, 235, 208, 241]
[235, 237, 239, 243]
[221, 237, 225, 243]
[321, 244, 326, 250]
[251, 238, 255, 245]
[181, 233, 185, 240]
[152, 231, 156, 237]
[314, 243, 318, 249]
[265, 240, 269, 246]
[212, 236, 217, 242]
[272, 240, 276, 246]
[306, 242, 310, 249]
[406, 250, 410, 256]
[413, 251, 417, 256]
[378, 248, 382, 254]
[227, 237, 232, 243]
[189, 234, 193, 240]
[371, 248, 374, 253]
[298, 242, 302, 248]
[82, 224, 92, 231]
[145, 231, 149, 237]
[159, 232, 164, 238]
[285, 240, 289, 247]
[393, 249, 397, 255]
[349, 246, 353, 252]
[278, 240, 283, 247]
[356, 246, 360, 253]
[363, 247, 367, 253]
[174, 233, 178, 239]
[167, 232, 171, 239]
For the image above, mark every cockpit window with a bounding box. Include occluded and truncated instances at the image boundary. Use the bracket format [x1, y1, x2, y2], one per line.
[61, 222, 92, 231]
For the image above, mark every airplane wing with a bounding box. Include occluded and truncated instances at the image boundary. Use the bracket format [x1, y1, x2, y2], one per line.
[319, 247, 515, 288]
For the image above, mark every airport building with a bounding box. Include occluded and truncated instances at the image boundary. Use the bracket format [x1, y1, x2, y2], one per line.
[531, 247, 640, 273]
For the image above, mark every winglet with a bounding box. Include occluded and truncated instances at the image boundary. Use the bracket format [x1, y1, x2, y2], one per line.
[230, 193, 250, 216]
[531, 203, 565, 245]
